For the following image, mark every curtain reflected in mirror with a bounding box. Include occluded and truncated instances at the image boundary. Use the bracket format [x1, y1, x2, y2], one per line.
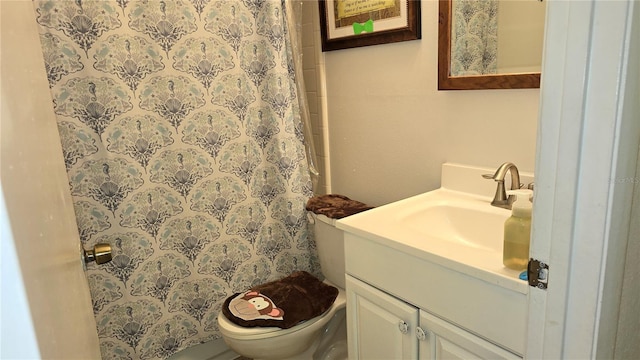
[438, 0, 545, 90]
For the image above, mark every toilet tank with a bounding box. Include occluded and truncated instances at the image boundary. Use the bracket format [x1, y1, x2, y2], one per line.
[311, 213, 346, 289]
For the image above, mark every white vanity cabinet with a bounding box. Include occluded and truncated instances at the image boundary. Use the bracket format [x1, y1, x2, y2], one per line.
[346, 275, 419, 359]
[336, 164, 531, 360]
[341, 232, 527, 360]
[346, 275, 520, 360]
[419, 309, 520, 360]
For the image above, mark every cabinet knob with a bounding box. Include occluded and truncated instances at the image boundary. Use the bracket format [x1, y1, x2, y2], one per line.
[416, 326, 427, 341]
[398, 320, 409, 334]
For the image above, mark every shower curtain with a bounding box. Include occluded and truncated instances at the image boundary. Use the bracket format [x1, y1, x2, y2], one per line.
[33, 1, 321, 358]
[451, 0, 498, 76]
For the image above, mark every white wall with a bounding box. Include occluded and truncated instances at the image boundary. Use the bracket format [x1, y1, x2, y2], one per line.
[497, 0, 545, 73]
[615, 145, 640, 359]
[611, 2, 640, 356]
[323, 0, 539, 206]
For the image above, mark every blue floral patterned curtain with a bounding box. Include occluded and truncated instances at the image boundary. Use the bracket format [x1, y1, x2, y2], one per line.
[33, 1, 320, 358]
[451, 0, 498, 76]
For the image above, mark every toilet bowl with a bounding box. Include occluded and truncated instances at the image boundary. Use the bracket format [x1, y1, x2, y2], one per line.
[218, 212, 349, 360]
[218, 284, 346, 360]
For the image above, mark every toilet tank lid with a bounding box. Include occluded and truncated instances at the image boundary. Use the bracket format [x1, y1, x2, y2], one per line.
[305, 194, 373, 219]
[309, 213, 336, 226]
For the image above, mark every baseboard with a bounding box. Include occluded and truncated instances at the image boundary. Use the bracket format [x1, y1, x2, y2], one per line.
[168, 339, 239, 360]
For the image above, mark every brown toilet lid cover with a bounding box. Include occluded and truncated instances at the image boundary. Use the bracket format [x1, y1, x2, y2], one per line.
[222, 271, 338, 329]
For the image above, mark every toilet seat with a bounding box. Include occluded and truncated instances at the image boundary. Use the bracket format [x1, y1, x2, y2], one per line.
[218, 285, 346, 340]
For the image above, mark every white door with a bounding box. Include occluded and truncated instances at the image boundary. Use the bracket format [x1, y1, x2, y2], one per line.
[0, 1, 101, 358]
[528, 0, 639, 358]
[346, 275, 419, 360]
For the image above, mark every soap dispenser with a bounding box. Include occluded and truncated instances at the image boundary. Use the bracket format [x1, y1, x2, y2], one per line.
[503, 189, 533, 270]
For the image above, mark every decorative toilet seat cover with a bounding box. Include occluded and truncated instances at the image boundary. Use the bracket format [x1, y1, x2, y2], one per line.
[222, 271, 338, 329]
[228, 291, 284, 321]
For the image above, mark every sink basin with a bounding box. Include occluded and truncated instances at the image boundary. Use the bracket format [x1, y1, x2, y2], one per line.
[336, 188, 526, 292]
[399, 200, 508, 253]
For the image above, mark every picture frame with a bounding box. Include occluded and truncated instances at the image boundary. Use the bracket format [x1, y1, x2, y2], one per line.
[319, 0, 421, 51]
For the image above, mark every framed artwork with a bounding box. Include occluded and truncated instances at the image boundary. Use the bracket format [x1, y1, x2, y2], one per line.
[319, 0, 421, 51]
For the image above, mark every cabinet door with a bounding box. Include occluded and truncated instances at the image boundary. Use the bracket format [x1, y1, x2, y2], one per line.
[346, 275, 419, 360]
[419, 311, 522, 360]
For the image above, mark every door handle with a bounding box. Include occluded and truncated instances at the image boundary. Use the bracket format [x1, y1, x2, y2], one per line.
[83, 243, 112, 264]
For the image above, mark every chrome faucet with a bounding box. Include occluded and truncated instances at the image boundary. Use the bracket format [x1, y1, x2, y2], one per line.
[482, 162, 522, 209]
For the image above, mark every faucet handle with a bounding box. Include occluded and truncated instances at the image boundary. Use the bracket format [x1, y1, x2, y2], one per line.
[483, 163, 514, 181]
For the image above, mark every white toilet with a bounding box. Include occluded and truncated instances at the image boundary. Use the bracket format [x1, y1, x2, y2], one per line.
[217, 213, 348, 360]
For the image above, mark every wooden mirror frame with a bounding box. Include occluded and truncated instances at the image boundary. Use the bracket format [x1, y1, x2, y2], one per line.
[437, 0, 541, 90]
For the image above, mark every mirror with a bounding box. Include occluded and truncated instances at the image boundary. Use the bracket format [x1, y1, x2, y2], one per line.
[438, 0, 545, 90]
